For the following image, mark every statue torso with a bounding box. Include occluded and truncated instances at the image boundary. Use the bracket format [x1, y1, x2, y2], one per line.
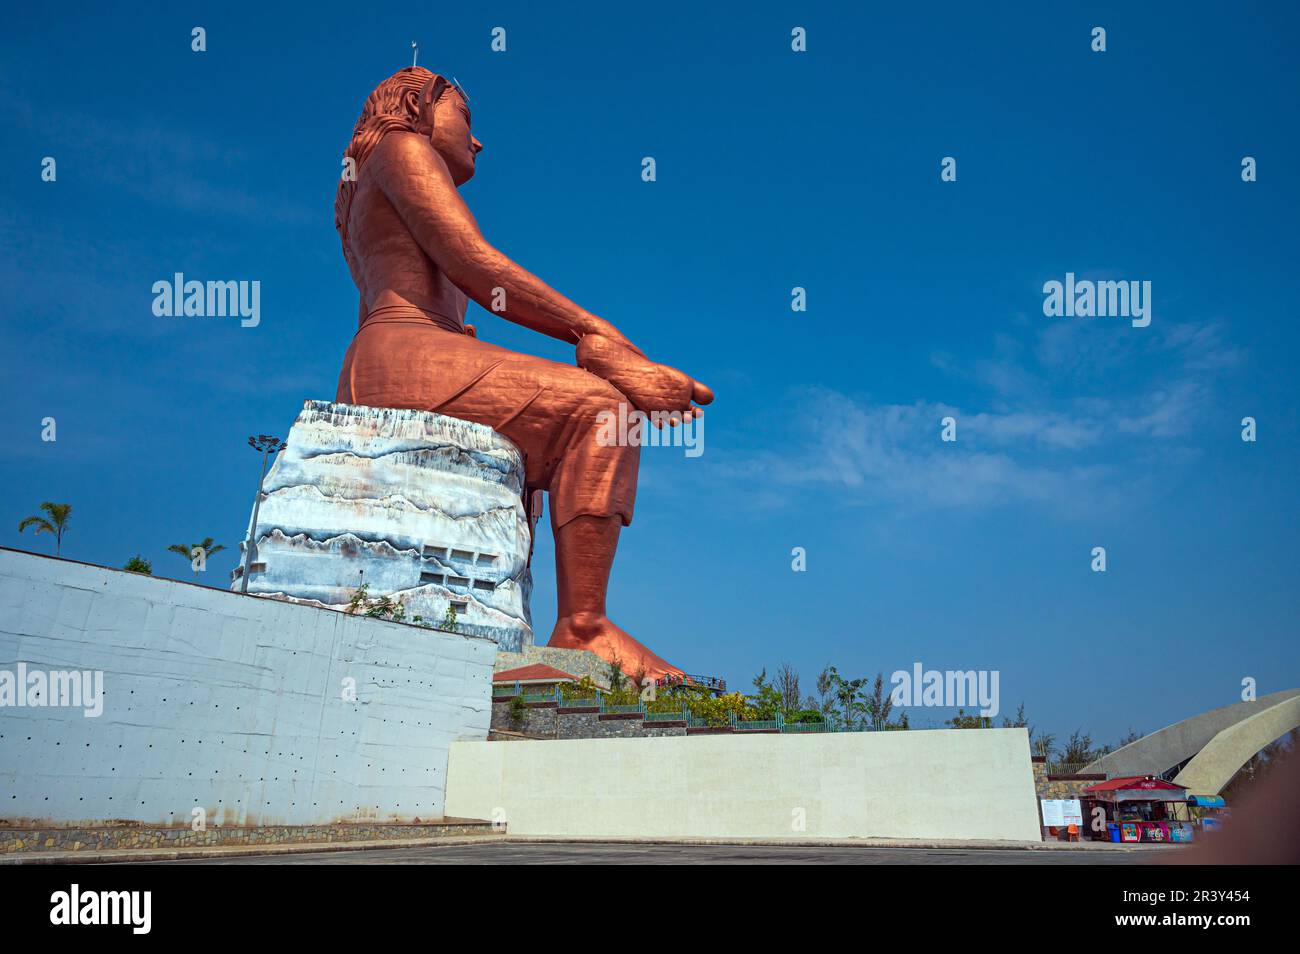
[347, 159, 467, 331]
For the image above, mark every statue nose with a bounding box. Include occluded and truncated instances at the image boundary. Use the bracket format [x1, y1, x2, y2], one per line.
[471, 137, 483, 155]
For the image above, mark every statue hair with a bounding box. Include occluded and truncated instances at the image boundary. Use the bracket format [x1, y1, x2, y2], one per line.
[335, 67, 452, 272]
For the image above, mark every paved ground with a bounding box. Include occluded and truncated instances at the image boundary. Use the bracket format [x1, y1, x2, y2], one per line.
[150, 841, 1162, 865]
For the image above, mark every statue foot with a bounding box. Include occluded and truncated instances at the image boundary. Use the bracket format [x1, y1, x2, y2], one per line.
[577, 334, 713, 418]
[548, 613, 684, 683]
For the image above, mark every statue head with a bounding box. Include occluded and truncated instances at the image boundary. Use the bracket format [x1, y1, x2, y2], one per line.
[336, 67, 483, 266]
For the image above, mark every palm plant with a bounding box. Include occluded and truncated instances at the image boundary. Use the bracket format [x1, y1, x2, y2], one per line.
[168, 537, 226, 576]
[18, 502, 72, 555]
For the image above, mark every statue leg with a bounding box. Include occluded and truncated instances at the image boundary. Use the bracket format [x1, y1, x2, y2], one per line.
[339, 323, 683, 681]
[549, 512, 684, 682]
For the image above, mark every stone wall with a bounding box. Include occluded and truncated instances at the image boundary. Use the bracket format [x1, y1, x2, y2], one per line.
[1031, 758, 1106, 799]
[493, 645, 613, 687]
[1, 821, 490, 855]
[490, 700, 686, 739]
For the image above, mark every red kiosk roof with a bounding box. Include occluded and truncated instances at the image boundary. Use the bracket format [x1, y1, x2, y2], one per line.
[493, 664, 577, 683]
[1083, 776, 1187, 794]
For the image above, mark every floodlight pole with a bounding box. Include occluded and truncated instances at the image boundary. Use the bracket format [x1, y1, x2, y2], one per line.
[240, 435, 283, 594]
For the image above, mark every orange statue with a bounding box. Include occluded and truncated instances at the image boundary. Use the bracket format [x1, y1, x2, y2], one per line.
[334, 68, 712, 680]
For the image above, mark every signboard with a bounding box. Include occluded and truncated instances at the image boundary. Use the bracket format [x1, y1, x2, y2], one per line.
[1061, 799, 1083, 827]
[1040, 799, 1064, 827]
[1040, 799, 1083, 828]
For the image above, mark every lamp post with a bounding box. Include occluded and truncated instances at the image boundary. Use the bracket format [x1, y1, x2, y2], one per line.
[240, 434, 286, 594]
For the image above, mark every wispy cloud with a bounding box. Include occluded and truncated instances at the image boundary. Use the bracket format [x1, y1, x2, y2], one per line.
[707, 318, 1245, 514]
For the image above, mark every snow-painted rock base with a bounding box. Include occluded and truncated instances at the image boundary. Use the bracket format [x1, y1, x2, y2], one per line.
[233, 400, 534, 652]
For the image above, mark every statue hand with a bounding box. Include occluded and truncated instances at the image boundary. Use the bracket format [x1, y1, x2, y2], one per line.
[582, 321, 644, 359]
[576, 334, 713, 420]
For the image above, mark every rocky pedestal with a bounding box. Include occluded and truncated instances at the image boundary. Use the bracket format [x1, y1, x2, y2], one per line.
[233, 400, 534, 652]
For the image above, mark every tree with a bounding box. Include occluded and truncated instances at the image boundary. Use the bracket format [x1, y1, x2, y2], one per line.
[945, 708, 991, 729]
[821, 665, 868, 730]
[124, 555, 152, 575]
[167, 537, 227, 577]
[1001, 703, 1027, 728]
[774, 662, 801, 712]
[604, 652, 628, 692]
[18, 502, 72, 556]
[1060, 729, 1097, 767]
[748, 668, 785, 720]
[1032, 732, 1056, 761]
[814, 665, 836, 719]
[864, 673, 895, 731]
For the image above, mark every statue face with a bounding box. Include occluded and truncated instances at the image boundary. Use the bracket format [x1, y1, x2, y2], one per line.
[424, 88, 482, 186]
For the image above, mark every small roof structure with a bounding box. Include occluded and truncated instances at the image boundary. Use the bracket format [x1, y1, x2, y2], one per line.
[493, 663, 578, 686]
[1084, 776, 1188, 801]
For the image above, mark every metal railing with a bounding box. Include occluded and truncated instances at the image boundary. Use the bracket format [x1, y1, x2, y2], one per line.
[492, 682, 564, 702]
[654, 672, 728, 694]
[781, 720, 834, 733]
[1044, 762, 1094, 776]
[731, 713, 782, 731]
[559, 694, 601, 708]
[644, 707, 691, 722]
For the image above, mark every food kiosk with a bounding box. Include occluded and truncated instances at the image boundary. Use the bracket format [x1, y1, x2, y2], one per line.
[1082, 776, 1195, 843]
[1186, 793, 1230, 833]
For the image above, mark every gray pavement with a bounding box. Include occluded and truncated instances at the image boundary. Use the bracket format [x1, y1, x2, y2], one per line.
[148, 841, 1165, 865]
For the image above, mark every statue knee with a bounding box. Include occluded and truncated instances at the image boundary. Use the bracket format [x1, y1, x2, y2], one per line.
[576, 376, 628, 419]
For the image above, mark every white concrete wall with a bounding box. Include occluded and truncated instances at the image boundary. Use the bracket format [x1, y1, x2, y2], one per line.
[446, 728, 1042, 841]
[0, 548, 495, 827]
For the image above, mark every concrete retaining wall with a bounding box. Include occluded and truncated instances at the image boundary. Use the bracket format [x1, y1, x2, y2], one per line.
[0, 548, 495, 827]
[445, 728, 1042, 841]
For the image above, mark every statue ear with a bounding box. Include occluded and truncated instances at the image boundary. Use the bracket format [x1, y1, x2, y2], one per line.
[415, 76, 448, 135]
[404, 89, 427, 131]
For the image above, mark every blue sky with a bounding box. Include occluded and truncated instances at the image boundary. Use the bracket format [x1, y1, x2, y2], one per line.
[2, 2, 1297, 745]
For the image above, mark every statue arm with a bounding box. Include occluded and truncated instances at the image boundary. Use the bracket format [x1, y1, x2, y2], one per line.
[370, 132, 642, 353]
